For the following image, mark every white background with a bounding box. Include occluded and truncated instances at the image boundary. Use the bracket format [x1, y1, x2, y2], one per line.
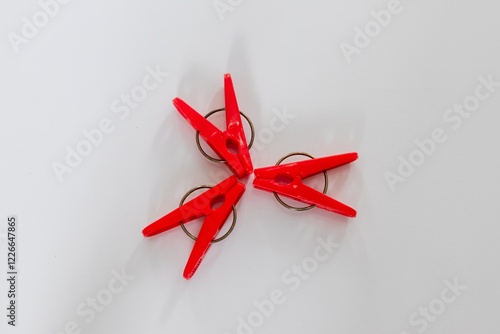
[1, 0, 500, 333]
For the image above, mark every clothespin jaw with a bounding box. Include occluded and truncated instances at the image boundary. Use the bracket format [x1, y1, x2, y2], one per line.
[253, 153, 358, 217]
[142, 176, 246, 279]
[172, 74, 253, 179]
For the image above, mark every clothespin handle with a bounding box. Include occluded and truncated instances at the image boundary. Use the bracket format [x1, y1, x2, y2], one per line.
[142, 176, 240, 237]
[173, 97, 222, 143]
[183, 180, 245, 279]
[254, 153, 357, 180]
[278, 179, 356, 217]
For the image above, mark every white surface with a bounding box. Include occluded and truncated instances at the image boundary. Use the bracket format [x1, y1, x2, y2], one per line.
[1, 0, 500, 333]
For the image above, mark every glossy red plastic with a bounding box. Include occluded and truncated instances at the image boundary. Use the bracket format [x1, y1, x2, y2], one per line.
[142, 176, 245, 279]
[253, 153, 358, 217]
[173, 74, 253, 178]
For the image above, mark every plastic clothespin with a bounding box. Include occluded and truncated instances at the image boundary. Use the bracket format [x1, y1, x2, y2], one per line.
[173, 74, 253, 179]
[142, 176, 245, 279]
[253, 153, 358, 217]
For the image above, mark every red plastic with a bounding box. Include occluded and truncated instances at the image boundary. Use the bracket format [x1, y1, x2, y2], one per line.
[253, 153, 358, 217]
[142, 176, 245, 279]
[173, 74, 253, 178]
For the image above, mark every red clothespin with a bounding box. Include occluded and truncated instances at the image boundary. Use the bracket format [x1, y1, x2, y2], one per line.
[253, 153, 358, 217]
[173, 74, 253, 178]
[142, 176, 245, 279]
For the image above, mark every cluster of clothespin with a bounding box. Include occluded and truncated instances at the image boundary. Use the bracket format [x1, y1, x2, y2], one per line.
[143, 74, 358, 279]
